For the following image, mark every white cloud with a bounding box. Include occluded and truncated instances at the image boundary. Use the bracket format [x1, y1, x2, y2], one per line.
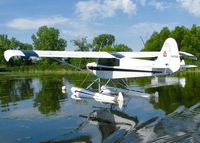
[7, 16, 72, 30]
[149, 0, 167, 11]
[177, 0, 200, 17]
[6, 15, 100, 41]
[75, 0, 137, 21]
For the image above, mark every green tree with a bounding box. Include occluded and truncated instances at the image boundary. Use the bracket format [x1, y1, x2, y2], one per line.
[142, 32, 160, 51]
[0, 34, 10, 64]
[19, 43, 33, 50]
[114, 44, 132, 52]
[0, 34, 10, 50]
[158, 27, 170, 48]
[143, 27, 170, 51]
[170, 26, 188, 49]
[32, 26, 67, 51]
[102, 44, 132, 52]
[93, 34, 115, 51]
[10, 37, 20, 49]
[102, 45, 114, 51]
[71, 37, 92, 51]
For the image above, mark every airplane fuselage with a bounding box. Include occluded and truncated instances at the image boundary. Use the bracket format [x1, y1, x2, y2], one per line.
[86, 58, 169, 79]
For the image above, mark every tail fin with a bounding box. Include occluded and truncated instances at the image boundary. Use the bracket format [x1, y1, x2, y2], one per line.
[154, 38, 180, 73]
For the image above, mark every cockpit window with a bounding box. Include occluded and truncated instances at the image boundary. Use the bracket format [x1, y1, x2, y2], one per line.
[97, 58, 119, 66]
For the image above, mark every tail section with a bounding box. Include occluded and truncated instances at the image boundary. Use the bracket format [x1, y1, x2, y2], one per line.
[154, 38, 180, 74]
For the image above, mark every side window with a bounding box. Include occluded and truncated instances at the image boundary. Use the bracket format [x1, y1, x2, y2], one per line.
[97, 58, 119, 66]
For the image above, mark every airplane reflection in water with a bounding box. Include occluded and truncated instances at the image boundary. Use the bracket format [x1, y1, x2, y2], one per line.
[64, 76, 186, 109]
[46, 98, 200, 143]
[47, 106, 139, 143]
[145, 76, 186, 88]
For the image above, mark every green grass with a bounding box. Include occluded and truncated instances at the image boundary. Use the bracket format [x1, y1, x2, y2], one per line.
[0, 65, 90, 77]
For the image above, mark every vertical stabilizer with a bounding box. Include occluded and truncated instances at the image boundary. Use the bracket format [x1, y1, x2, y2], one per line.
[154, 38, 180, 73]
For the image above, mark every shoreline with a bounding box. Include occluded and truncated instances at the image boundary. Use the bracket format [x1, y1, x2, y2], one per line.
[0, 65, 199, 77]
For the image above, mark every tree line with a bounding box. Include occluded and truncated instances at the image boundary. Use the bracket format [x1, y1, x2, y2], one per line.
[0, 25, 131, 67]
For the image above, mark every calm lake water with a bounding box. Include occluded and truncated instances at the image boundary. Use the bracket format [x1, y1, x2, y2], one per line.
[0, 72, 200, 143]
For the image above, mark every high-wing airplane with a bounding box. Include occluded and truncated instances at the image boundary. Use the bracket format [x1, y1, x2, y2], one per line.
[4, 38, 197, 79]
[4, 38, 197, 108]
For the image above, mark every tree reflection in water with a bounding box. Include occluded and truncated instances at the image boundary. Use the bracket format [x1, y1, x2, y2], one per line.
[0, 77, 34, 112]
[0, 76, 66, 115]
[33, 77, 65, 115]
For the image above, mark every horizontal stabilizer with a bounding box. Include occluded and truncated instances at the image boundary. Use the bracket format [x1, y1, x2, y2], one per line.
[179, 51, 197, 60]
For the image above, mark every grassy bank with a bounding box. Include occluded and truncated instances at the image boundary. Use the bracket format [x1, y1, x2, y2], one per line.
[0, 65, 90, 76]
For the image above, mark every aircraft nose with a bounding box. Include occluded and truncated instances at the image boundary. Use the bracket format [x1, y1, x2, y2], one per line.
[86, 62, 96, 71]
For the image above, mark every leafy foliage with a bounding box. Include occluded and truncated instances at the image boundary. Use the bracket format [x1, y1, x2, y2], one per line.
[102, 44, 132, 52]
[32, 26, 67, 51]
[71, 37, 92, 51]
[93, 34, 115, 51]
[0, 34, 10, 64]
[92, 34, 132, 52]
[113, 44, 132, 52]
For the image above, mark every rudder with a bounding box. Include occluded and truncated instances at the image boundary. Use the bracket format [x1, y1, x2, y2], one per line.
[154, 38, 180, 73]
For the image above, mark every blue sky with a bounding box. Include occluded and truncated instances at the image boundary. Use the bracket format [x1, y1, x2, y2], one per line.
[0, 0, 200, 51]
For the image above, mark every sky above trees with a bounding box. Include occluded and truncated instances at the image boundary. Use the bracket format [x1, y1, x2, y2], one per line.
[1, 0, 200, 51]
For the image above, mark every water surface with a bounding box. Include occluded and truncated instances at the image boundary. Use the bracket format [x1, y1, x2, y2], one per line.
[0, 72, 200, 142]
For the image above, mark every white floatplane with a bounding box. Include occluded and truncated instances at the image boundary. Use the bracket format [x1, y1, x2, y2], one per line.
[3, 38, 197, 108]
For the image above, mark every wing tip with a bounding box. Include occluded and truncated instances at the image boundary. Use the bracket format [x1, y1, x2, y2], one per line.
[4, 50, 12, 62]
[3, 50, 25, 62]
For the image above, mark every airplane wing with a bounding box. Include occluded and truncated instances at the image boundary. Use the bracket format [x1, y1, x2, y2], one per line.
[3, 50, 159, 62]
[4, 49, 197, 62]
